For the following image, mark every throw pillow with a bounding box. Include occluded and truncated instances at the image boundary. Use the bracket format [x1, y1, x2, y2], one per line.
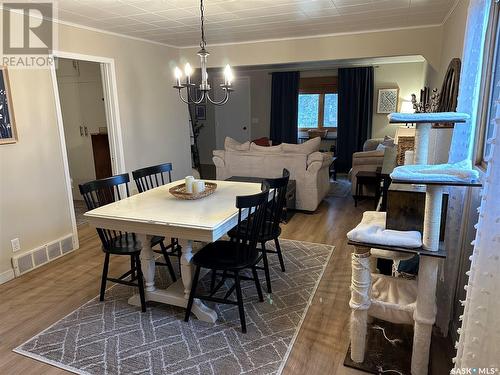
[224, 137, 251, 151]
[282, 137, 321, 154]
[376, 144, 388, 151]
[252, 137, 270, 147]
[382, 136, 395, 148]
[250, 143, 283, 153]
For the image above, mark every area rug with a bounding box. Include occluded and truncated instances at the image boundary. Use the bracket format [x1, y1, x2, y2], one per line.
[14, 239, 334, 375]
[328, 176, 351, 198]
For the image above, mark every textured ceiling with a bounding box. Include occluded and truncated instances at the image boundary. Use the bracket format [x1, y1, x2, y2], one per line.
[56, 0, 456, 47]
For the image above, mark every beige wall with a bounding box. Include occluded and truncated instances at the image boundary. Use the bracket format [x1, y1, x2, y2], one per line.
[179, 26, 443, 71]
[0, 18, 191, 278]
[373, 62, 426, 139]
[426, 0, 470, 89]
[0, 69, 72, 279]
[426, 0, 470, 164]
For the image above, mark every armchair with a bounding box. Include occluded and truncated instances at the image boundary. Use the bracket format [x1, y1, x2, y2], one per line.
[348, 138, 387, 196]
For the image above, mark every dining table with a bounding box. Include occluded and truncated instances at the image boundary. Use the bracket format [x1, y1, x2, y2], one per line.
[84, 179, 263, 323]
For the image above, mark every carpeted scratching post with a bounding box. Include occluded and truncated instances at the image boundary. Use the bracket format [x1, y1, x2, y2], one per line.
[413, 123, 431, 165]
[411, 185, 442, 375]
[349, 247, 372, 362]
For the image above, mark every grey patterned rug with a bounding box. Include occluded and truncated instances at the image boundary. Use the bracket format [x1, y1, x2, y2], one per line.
[14, 239, 334, 375]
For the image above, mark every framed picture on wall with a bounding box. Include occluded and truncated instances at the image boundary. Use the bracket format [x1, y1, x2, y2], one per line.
[0, 67, 17, 144]
[377, 88, 399, 114]
[195, 104, 206, 120]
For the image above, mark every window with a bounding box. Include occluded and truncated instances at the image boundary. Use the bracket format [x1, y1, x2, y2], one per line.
[298, 94, 320, 127]
[477, 2, 500, 167]
[297, 76, 338, 129]
[324, 93, 338, 127]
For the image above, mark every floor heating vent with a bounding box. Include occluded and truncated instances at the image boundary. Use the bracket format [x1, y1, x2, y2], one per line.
[12, 234, 75, 277]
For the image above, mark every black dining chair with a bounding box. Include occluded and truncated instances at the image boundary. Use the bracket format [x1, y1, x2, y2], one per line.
[79, 174, 146, 312]
[184, 184, 270, 333]
[132, 162, 180, 282]
[228, 169, 290, 293]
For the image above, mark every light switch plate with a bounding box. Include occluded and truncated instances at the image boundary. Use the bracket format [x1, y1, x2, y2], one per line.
[11, 238, 21, 252]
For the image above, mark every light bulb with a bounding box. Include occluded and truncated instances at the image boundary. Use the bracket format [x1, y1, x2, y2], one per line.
[174, 66, 182, 79]
[184, 62, 193, 77]
[224, 64, 233, 85]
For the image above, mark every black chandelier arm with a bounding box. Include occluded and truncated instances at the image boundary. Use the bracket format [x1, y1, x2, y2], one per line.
[205, 88, 232, 106]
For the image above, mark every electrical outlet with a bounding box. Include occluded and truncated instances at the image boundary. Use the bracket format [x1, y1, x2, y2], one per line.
[11, 238, 21, 252]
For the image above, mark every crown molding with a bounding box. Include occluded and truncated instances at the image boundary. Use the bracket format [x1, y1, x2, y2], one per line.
[177, 23, 443, 49]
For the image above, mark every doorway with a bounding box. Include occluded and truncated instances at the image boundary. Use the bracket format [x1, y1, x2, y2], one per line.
[215, 76, 251, 148]
[56, 58, 111, 226]
[51, 52, 125, 247]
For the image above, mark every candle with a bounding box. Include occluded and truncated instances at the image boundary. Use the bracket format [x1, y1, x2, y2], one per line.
[184, 63, 193, 84]
[185, 176, 194, 193]
[174, 66, 182, 87]
[192, 180, 205, 194]
[224, 64, 233, 86]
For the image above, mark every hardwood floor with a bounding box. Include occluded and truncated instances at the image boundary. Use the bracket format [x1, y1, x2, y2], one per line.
[0, 195, 451, 374]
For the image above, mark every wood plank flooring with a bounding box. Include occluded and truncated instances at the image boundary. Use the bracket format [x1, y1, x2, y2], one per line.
[0, 195, 451, 374]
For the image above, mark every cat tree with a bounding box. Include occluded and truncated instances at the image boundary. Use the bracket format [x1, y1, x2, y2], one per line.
[347, 112, 480, 375]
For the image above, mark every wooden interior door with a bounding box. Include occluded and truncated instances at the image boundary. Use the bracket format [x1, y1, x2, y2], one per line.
[215, 76, 251, 149]
[91, 134, 112, 179]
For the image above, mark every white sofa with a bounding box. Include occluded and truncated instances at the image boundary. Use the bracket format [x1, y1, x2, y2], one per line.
[212, 137, 332, 212]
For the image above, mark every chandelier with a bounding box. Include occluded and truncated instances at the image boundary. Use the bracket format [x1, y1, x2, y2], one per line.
[173, 0, 234, 106]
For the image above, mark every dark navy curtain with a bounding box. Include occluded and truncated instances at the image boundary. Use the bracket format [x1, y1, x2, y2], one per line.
[270, 71, 300, 144]
[337, 67, 374, 172]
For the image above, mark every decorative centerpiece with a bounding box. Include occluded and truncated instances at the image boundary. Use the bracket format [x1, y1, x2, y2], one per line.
[169, 176, 217, 200]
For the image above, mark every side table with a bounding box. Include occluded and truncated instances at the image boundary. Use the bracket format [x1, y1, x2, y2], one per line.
[354, 170, 380, 208]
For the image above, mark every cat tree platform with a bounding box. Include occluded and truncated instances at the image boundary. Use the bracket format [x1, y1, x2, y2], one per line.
[387, 112, 470, 164]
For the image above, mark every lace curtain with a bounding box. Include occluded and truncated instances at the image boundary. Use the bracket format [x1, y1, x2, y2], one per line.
[454, 80, 500, 368]
[435, 0, 490, 335]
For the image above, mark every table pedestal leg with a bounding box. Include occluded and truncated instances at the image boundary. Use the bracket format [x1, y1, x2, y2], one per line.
[128, 237, 217, 323]
[140, 234, 156, 291]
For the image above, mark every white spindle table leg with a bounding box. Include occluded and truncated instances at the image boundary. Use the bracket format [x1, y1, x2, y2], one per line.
[179, 239, 195, 298]
[128, 236, 217, 323]
[139, 234, 156, 292]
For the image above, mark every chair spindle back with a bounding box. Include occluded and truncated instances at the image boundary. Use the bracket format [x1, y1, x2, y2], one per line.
[79, 173, 131, 250]
[132, 163, 173, 193]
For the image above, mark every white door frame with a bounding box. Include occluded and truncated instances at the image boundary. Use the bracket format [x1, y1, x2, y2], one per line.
[50, 51, 125, 249]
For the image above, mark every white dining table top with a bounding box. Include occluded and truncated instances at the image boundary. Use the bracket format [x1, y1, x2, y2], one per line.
[84, 180, 262, 231]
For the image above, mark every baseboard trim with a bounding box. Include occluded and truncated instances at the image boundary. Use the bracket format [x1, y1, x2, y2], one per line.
[0, 268, 15, 285]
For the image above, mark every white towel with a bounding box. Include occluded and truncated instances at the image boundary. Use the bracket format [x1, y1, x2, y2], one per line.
[347, 211, 422, 248]
[388, 112, 470, 124]
[390, 159, 479, 183]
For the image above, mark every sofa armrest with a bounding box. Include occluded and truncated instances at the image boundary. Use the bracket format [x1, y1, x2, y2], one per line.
[212, 150, 225, 168]
[352, 150, 384, 166]
[306, 151, 331, 173]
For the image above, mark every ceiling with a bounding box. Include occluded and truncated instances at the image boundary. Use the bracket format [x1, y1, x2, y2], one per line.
[56, 0, 457, 47]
